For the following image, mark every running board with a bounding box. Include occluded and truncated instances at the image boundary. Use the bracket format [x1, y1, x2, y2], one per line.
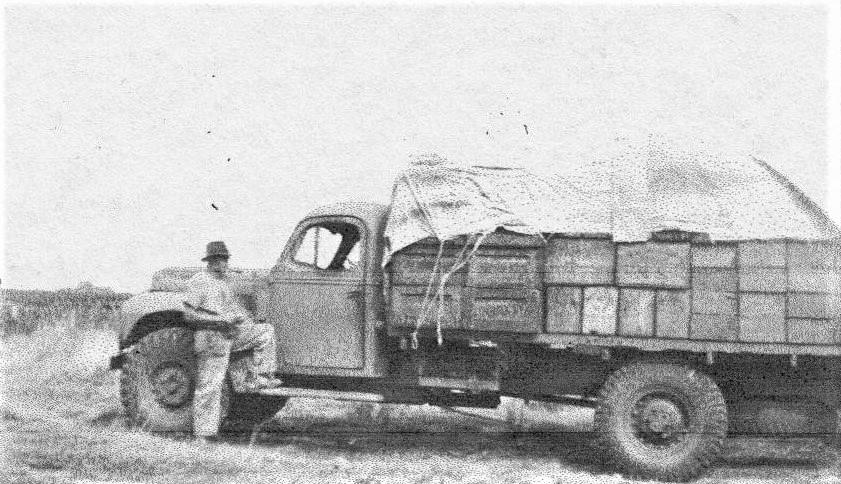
[255, 387, 386, 403]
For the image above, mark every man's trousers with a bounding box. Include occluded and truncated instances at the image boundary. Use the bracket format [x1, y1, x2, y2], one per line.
[192, 321, 277, 436]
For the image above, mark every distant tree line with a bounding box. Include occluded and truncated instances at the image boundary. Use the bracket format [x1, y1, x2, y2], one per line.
[1, 283, 132, 336]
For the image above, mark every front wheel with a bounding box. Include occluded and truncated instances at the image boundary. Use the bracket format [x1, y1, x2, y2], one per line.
[120, 327, 230, 434]
[593, 362, 728, 482]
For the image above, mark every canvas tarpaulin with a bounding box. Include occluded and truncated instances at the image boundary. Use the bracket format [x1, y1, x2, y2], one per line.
[384, 145, 840, 263]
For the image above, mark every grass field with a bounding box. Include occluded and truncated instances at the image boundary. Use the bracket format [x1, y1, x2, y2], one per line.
[2, 326, 840, 484]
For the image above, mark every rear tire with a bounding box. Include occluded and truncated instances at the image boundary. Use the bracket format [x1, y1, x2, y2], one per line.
[120, 327, 230, 434]
[594, 362, 727, 482]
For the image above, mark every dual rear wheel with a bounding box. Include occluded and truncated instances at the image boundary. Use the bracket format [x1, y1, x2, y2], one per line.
[594, 362, 728, 482]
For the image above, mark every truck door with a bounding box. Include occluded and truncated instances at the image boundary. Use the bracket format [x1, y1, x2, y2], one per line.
[265, 216, 368, 375]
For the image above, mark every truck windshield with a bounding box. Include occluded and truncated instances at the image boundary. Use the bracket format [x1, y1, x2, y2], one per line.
[293, 222, 361, 271]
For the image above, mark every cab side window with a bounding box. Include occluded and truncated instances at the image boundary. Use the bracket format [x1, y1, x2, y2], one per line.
[292, 222, 361, 271]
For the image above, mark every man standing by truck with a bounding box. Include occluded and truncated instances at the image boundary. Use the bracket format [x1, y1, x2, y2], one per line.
[183, 241, 283, 442]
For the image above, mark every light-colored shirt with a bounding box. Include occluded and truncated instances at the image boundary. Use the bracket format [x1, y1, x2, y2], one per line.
[183, 271, 247, 322]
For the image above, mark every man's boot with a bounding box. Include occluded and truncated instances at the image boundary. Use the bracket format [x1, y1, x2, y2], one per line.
[255, 375, 283, 390]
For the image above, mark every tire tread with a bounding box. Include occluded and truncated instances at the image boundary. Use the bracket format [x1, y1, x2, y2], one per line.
[593, 362, 727, 482]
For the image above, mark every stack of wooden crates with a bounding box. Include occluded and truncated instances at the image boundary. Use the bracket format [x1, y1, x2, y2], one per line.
[388, 232, 841, 345]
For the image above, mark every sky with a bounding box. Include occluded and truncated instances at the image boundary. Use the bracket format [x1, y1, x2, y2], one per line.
[4, 4, 840, 293]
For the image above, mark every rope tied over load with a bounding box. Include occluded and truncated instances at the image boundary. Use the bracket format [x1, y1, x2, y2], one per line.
[410, 232, 487, 348]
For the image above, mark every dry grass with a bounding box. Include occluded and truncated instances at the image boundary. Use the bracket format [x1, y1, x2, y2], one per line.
[1, 326, 839, 484]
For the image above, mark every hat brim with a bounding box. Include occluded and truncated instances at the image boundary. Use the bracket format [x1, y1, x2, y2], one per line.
[201, 254, 230, 262]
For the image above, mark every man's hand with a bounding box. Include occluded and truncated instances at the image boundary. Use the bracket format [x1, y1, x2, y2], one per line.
[185, 314, 238, 337]
[205, 319, 238, 336]
[184, 302, 239, 337]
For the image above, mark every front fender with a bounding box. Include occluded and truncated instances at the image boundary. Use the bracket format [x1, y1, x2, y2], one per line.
[116, 291, 187, 344]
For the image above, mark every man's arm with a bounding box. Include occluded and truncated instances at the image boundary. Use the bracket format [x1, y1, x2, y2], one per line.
[183, 301, 236, 332]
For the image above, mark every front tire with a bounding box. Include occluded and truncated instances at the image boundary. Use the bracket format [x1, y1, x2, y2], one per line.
[120, 327, 230, 434]
[593, 362, 727, 482]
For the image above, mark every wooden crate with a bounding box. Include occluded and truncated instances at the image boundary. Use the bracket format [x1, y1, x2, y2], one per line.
[390, 251, 465, 287]
[690, 290, 738, 341]
[787, 318, 839, 344]
[618, 289, 654, 337]
[467, 287, 542, 333]
[691, 314, 738, 341]
[546, 286, 582, 333]
[788, 241, 841, 294]
[739, 293, 785, 342]
[545, 238, 614, 285]
[788, 269, 841, 293]
[739, 241, 787, 293]
[692, 290, 738, 315]
[788, 241, 841, 269]
[617, 242, 690, 288]
[582, 287, 618, 335]
[693, 268, 738, 292]
[656, 290, 690, 338]
[739, 241, 787, 267]
[390, 285, 465, 329]
[787, 293, 841, 319]
[692, 244, 736, 268]
[740, 267, 787, 292]
[467, 247, 540, 288]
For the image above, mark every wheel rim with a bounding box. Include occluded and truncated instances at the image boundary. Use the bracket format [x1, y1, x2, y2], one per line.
[631, 392, 689, 448]
[150, 363, 192, 408]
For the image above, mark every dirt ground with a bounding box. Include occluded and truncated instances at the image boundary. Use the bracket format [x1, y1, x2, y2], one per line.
[2, 328, 839, 484]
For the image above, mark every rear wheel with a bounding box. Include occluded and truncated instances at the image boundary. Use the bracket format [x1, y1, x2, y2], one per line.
[594, 362, 727, 482]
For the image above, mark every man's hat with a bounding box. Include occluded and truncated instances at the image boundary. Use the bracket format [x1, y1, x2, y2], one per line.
[202, 241, 230, 261]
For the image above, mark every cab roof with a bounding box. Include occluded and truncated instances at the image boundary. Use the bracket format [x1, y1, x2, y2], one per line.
[304, 201, 390, 229]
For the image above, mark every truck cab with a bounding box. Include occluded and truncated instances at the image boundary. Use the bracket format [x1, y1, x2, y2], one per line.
[259, 202, 389, 378]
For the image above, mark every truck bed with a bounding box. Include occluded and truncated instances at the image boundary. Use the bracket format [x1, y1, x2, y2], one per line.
[386, 231, 841, 356]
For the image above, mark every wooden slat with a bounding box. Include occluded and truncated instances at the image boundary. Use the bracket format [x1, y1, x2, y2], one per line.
[690, 314, 738, 341]
[468, 288, 542, 333]
[693, 268, 738, 292]
[582, 287, 618, 335]
[468, 248, 539, 288]
[545, 238, 615, 285]
[692, 290, 738, 315]
[618, 289, 654, 337]
[546, 286, 582, 333]
[480, 232, 545, 248]
[739, 267, 787, 293]
[691, 290, 738, 341]
[787, 318, 839, 344]
[788, 242, 840, 269]
[739, 293, 785, 342]
[692, 244, 736, 268]
[788, 293, 841, 319]
[390, 253, 464, 286]
[655, 290, 690, 338]
[739, 241, 787, 267]
[616, 242, 690, 288]
[390, 286, 464, 329]
[788, 269, 841, 293]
